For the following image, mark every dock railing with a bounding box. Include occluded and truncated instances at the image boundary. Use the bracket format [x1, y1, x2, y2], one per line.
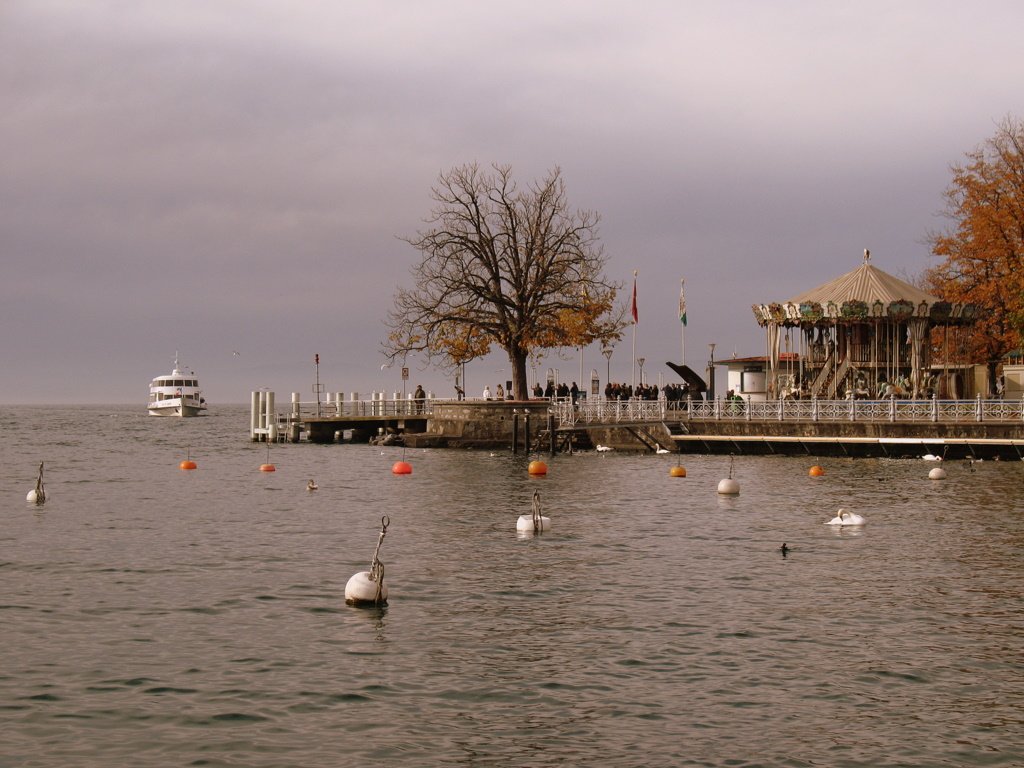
[251, 391, 437, 440]
[554, 395, 1024, 428]
[252, 391, 1024, 438]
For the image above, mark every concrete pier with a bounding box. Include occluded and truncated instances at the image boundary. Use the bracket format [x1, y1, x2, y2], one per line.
[250, 391, 1024, 458]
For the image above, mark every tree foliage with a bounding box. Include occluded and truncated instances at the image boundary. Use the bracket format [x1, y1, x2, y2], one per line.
[384, 163, 624, 399]
[925, 117, 1024, 364]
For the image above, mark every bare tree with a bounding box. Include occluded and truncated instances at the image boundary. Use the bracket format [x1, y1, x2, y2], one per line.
[384, 163, 623, 399]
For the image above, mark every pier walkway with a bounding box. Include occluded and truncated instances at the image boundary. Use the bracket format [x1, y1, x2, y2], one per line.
[250, 391, 434, 442]
[553, 396, 1024, 428]
[552, 396, 1024, 458]
[249, 390, 1024, 457]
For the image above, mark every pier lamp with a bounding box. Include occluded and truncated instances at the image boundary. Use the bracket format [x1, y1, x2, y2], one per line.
[708, 343, 717, 400]
[637, 357, 646, 387]
[602, 347, 613, 392]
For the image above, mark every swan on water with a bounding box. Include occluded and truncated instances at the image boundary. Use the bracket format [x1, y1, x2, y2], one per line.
[825, 508, 866, 526]
[922, 454, 943, 462]
[596, 445, 613, 452]
[655, 447, 670, 454]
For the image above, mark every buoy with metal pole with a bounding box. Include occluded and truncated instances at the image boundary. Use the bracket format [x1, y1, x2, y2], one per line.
[517, 490, 551, 533]
[26, 462, 46, 505]
[345, 515, 390, 607]
[259, 442, 276, 472]
[717, 456, 740, 495]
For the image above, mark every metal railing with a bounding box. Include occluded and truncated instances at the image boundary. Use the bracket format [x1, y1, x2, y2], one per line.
[288, 397, 435, 419]
[554, 395, 1024, 428]
[263, 393, 1024, 429]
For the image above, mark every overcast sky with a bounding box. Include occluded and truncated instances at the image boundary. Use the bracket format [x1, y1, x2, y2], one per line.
[3, 1, 1022, 405]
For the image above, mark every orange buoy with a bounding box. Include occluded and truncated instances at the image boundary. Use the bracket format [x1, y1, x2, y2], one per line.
[392, 460, 413, 475]
[179, 460, 197, 470]
[528, 460, 548, 476]
[259, 463, 276, 472]
[669, 465, 687, 477]
[809, 465, 825, 477]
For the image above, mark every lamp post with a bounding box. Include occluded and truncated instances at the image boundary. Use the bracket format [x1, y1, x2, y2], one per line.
[637, 357, 646, 387]
[708, 343, 717, 400]
[602, 347, 613, 394]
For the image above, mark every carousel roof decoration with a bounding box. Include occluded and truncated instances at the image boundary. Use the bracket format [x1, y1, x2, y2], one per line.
[751, 250, 977, 327]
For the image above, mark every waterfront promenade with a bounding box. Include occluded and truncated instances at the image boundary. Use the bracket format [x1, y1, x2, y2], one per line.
[252, 391, 1024, 457]
[554, 396, 1024, 458]
[554, 395, 1024, 428]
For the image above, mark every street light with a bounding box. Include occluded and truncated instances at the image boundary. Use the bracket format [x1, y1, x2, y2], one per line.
[637, 357, 646, 387]
[708, 343, 717, 400]
[602, 347, 613, 393]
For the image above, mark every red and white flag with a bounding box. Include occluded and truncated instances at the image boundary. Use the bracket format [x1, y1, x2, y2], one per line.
[631, 270, 638, 324]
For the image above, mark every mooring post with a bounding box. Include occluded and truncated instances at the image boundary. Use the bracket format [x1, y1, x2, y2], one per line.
[512, 411, 520, 454]
[250, 391, 260, 441]
[547, 412, 556, 455]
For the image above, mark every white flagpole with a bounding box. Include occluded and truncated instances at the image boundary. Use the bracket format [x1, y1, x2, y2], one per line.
[680, 278, 686, 367]
[631, 270, 638, 391]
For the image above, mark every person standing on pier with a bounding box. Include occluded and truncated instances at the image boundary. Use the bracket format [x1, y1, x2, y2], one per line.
[414, 384, 426, 413]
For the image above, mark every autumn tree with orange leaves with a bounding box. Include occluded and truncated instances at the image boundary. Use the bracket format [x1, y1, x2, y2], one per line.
[925, 117, 1024, 376]
[384, 163, 623, 400]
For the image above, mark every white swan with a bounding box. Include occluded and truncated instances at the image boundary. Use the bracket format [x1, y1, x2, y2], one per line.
[655, 447, 669, 454]
[825, 508, 866, 526]
[922, 454, 942, 461]
[596, 445, 613, 452]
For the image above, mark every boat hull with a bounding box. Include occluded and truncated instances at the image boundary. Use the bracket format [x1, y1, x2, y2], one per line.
[148, 399, 206, 417]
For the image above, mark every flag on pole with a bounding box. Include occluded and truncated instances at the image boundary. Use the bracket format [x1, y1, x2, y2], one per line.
[679, 279, 687, 326]
[631, 270, 638, 324]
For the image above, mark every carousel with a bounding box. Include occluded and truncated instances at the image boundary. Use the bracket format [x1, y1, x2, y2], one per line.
[751, 251, 978, 400]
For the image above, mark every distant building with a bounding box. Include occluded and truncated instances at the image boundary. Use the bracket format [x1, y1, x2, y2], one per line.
[722, 354, 799, 402]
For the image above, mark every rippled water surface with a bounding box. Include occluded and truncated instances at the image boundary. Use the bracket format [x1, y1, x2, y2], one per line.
[2, 405, 1023, 767]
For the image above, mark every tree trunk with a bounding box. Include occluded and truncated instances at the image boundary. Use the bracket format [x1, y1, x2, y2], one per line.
[509, 351, 529, 400]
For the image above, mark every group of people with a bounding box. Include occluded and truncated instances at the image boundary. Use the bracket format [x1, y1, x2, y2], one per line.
[605, 381, 698, 402]
[534, 381, 580, 401]
[482, 383, 513, 401]
[476, 380, 710, 403]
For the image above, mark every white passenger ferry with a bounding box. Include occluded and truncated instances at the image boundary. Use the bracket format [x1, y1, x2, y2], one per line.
[148, 354, 207, 417]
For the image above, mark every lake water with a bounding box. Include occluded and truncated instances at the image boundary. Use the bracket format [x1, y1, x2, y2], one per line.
[2, 405, 1023, 767]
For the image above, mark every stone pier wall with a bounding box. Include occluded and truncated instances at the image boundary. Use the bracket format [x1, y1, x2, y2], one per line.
[412, 400, 551, 449]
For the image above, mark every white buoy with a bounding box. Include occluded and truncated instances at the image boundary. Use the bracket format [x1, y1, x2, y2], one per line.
[344, 570, 388, 604]
[825, 508, 866, 526]
[345, 515, 389, 607]
[517, 490, 551, 533]
[928, 467, 947, 480]
[26, 462, 46, 505]
[717, 456, 740, 495]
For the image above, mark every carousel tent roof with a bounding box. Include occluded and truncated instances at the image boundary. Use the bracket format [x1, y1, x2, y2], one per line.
[786, 261, 937, 306]
[751, 254, 977, 327]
